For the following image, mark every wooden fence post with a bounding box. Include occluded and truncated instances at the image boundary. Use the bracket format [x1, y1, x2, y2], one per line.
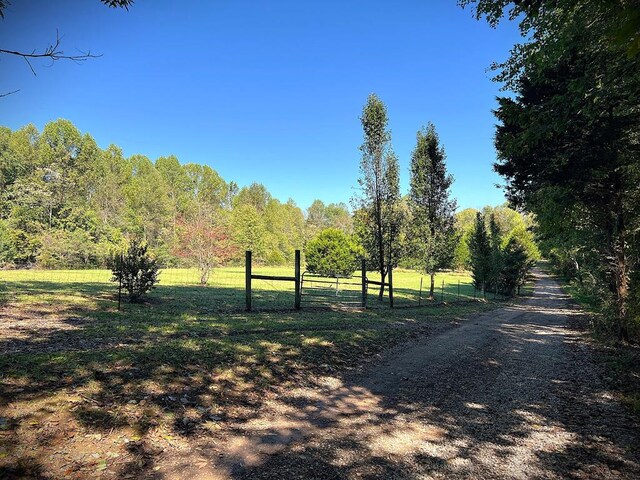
[294, 249, 301, 310]
[388, 265, 394, 308]
[245, 250, 252, 312]
[441, 279, 445, 303]
[361, 258, 367, 308]
[419, 277, 423, 306]
[457, 280, 460, 300]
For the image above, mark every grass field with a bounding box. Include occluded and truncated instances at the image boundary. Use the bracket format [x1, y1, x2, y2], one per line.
[0, 266, 514, 478]
[0, 266, 485, 313]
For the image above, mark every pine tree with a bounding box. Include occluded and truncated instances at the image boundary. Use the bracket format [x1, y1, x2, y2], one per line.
[408, 123, 458, 298]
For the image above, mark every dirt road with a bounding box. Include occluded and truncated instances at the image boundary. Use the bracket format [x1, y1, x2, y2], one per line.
[161, 270, 640, 479]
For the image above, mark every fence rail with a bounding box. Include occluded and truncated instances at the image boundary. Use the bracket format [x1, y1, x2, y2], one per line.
[1, 261, 508, 317]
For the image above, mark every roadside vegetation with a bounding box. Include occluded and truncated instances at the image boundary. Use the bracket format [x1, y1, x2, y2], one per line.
[462, 0, 640, 342]
[459, 0, 640, 423]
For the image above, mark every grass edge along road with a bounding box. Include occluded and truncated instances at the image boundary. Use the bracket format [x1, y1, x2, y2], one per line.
[554, 272, 640, 419]
[0, 267, 514, 478]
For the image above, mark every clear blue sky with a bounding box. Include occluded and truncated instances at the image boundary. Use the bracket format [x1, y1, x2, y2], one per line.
[0, 0, 521, 211]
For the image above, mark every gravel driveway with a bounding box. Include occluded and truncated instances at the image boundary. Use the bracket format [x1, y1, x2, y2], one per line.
[162, 270, 640, 479]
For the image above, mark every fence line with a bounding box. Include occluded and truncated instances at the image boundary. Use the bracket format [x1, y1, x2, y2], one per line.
[1, 263, 512, 315]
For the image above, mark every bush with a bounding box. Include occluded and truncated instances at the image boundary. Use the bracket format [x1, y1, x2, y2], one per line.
[111, 240, 160, 302]
[305, 228, 364, 277]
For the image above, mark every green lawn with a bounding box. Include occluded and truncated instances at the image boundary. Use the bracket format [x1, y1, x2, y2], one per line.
[0, 266, 514, 477]
[0, 266, 484, 313]
[0, 266, 502, 386]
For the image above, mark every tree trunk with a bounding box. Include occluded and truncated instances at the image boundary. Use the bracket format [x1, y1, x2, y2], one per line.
[374, 189, 386, 302]
[378, 269, 386, 300]
[613, 213, 630, 342]
[429, 272, 435, 299]
[614, 245, 629, 342]
[200, 266, 210, 285]
[609, 173, 630, 342]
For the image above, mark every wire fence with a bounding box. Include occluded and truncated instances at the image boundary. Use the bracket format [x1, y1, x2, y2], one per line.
[0, 266, 502, 316]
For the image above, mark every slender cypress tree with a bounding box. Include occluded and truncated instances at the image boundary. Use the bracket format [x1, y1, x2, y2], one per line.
[488, 213, 503, 293]
[469, 212, 491, 296]
[408, 123, 457, 298]
[353, 94, 403, 300]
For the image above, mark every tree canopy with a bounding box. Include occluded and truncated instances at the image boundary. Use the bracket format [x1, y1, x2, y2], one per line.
[0, 120, 353, 269]
[352, 94, 403, 300]
[464, 0, 640, 339]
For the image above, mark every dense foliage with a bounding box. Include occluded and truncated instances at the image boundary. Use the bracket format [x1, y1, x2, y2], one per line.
[453, 205, 537, 272]
[0, 120, 351, 269]
[305, 228, 364, 278]
[463, 0, 640, 339]
[408, 123, 458, 298]
[468, 212, 537, 296]
[469, 212, 491, 293]
[111, 240, 159, 302]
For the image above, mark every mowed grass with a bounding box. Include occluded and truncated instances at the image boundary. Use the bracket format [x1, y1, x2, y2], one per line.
[0, 265, 484, 313]
[0, 266, 496, 386]
[0, 266, 488, 382]
[0, 266, 509, 477]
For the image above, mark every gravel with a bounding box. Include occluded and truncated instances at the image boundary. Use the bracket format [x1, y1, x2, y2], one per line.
[218, 270, 640, 479]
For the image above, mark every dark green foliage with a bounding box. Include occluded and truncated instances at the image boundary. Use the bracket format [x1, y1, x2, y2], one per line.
[488, 214, 503, 291]
[465, 0, 640, 339]
[459, 0, 640, 57]
[468, 212, 491, 293]
[468, 211, 536, 296]
[111, 240, 159, 302]
[305, 228, 364, 277]
[501, 236, 534, 296]
[408, 123, 458, 297]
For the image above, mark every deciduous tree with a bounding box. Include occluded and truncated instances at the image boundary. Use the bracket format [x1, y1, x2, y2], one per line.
[175, 213, 236, 285]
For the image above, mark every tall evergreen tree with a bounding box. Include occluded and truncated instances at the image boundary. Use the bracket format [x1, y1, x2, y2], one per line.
[353, 94, 403, 300]
[469, 212, 491, 295]
[408, 123, 458, 298]
[488, 213, 503, 293]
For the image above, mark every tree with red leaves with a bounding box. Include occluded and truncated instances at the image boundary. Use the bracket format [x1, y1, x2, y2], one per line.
[175, 215, 236, 285]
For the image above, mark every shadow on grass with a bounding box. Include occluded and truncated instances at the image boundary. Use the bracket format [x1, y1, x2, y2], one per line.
[225, 273, 640, 479]
[0, 280, 506, 478]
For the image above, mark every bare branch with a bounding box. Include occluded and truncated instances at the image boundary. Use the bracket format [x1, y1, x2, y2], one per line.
[0, 88, 19, 98]
[0, 30, 102, 76]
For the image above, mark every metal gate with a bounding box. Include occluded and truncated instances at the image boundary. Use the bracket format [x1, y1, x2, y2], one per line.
[300, 271, 365, 308]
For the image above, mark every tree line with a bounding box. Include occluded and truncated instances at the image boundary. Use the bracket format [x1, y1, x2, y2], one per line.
[461, 0, 640, 340]
[352, 94, 538, 300]
[0, 120, 351, 269]
[0, 111, 537, 298]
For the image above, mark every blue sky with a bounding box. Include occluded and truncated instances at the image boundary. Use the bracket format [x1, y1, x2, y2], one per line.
[0, 0, 521, 211]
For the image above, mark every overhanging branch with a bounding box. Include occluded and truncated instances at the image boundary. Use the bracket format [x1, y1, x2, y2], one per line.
[0, 29, 102, 76]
